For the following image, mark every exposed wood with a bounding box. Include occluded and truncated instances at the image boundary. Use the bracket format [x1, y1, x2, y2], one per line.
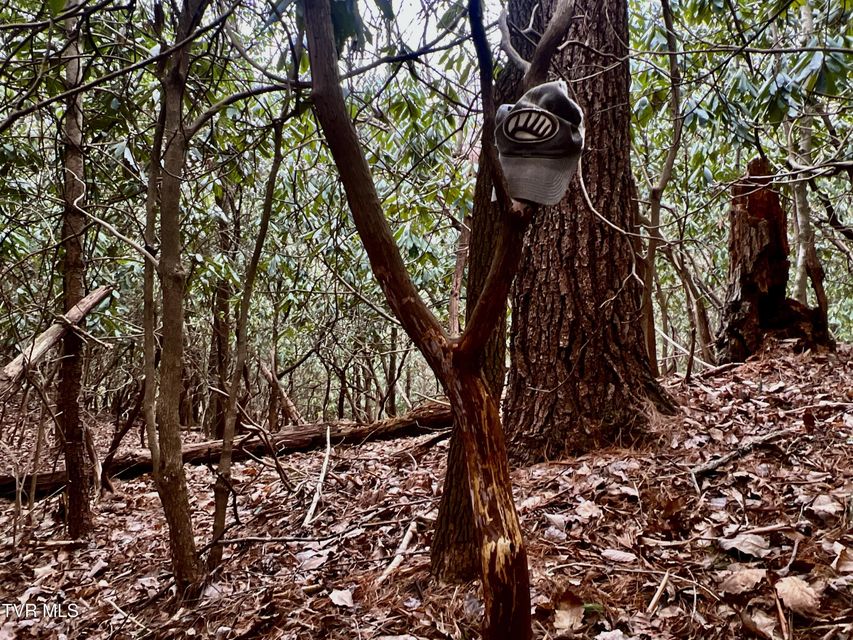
[0, 286, 112, 398]
[303, 0, 537, 635]
[715, 158, 833, 363]
[0, 402, 452, 501]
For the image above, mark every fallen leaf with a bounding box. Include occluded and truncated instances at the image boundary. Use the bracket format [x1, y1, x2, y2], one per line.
[719, 568, 766, 594]
[329, 588, 354, 608]
[601, 548, 637, 563]
[775, 576, 819, 615]
[576, 499, 602, 520]
[544, 512, 569, 531]
[831, 543, 853, 573]
[807, 494, 842, 519]
[718, 534, 771, 558]
[553, 588, 584, 632]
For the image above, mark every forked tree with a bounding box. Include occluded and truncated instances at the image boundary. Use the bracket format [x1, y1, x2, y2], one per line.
[301, 0, 573, 636]
[431, 0, 575, 584]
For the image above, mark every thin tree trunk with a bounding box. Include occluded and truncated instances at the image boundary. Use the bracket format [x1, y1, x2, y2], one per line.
[208, 121, 284, 569]
[151, 0, 212, 596]
[57, 0, 92, 539]
[448, 215, 471, 336]
[207, 187, 233, 438]
[640, 0, 683, 377]
[303, 0, 546, 633]
[142, 104, 164, 469]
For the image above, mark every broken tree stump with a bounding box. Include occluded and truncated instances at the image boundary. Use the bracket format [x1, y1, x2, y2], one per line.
[715, 158, 832, 363]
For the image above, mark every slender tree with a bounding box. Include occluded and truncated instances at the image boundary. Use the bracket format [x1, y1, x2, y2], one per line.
[146, 0, 213, 595]
[208, 119, 285, 569]
[57, 0, 92, 539]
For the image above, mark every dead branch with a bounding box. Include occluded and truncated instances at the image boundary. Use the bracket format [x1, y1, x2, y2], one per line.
[0, 286, 112, 398]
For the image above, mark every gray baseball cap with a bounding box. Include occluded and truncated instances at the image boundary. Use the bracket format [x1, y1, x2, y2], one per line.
[495, 80, 584, 206]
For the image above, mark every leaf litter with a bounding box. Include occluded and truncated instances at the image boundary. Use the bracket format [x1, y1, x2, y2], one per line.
[0, 342, 851, 638]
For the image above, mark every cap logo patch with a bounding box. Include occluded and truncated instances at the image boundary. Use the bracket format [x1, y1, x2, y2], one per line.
[502, 108, 558, 143]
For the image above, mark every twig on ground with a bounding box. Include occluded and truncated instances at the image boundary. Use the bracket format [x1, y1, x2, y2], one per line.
[773, 587, 791, 640]
[646, 568, 670, 613]
[104, 597, 150, 632]
[690, 427, 799, 477]
[376, 518, 419, 586]
[303, 425, 331, 527]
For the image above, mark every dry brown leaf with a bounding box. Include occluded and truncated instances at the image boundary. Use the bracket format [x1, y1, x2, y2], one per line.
[576, 499, 602, 520]
[718, 534, 771, 558]
[601, 548, 637, 563]
[775, 576, 819, 615]
[718, 568, 766, 594]
[807, 494, 843, 518]
[329, 588, 354, 608]
[832, 543, 853, 573]
[553, 595, 584, 631]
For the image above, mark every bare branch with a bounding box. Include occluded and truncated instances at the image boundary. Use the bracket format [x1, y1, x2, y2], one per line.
[523, 0, 576, 89]
[498, 10, 530, 75]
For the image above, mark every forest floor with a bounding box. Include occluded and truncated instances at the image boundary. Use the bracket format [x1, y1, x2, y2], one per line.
[0, 340, 852, 640]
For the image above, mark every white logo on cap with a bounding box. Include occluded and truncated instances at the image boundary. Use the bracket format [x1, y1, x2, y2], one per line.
[503, 108, 558, 143]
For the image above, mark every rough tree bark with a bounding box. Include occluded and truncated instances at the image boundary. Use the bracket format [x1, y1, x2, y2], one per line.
[504, 0, 676, 465]
[149, 0, 212, 596]
[715, 157, 832, 362]
[57, 0, 92, 539]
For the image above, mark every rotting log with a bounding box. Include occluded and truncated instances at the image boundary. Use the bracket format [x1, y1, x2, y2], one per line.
[0, 286, 112, 398]
[0, 402, 451, 501]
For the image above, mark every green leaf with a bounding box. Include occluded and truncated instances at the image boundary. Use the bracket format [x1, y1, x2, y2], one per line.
[438, 1, 465, 30]
[48, 0, 64, 17]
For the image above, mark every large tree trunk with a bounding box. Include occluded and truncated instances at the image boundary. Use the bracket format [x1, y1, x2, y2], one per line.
[504, 0, 675, 465]
[715, 158, 832, 362]
[57, 0, 92, 539]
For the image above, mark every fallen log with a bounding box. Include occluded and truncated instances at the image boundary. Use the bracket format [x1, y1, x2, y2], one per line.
[0, 401, 451, 501]
[0, 286, 113, 398]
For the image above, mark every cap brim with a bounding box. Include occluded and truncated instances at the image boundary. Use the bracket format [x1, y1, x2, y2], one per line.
[498, 154, 580, 206]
